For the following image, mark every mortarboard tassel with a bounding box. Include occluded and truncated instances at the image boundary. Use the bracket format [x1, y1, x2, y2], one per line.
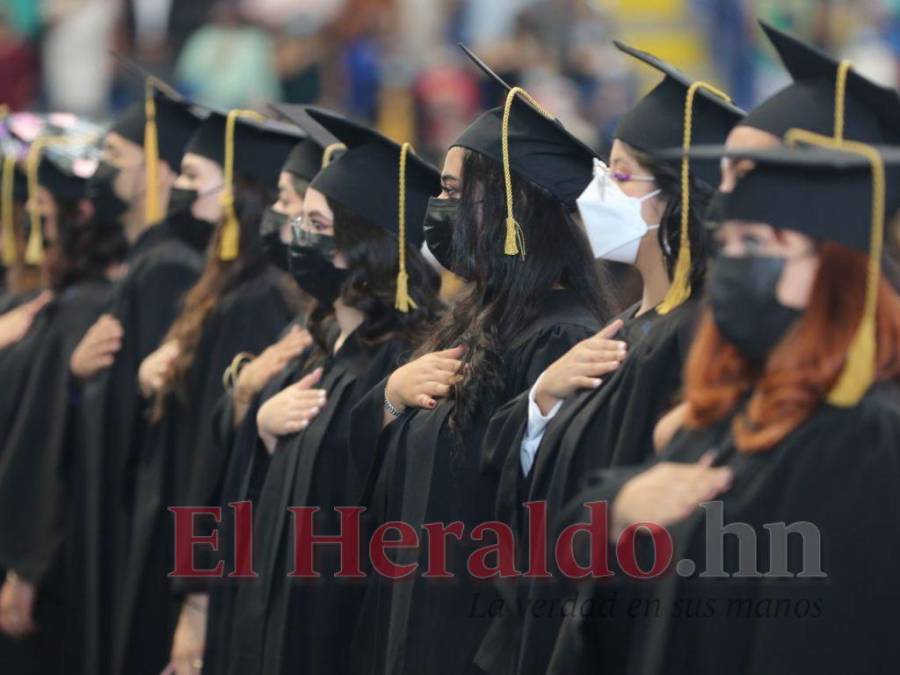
[321, 142, 346, 169]
[24, 138, 52, 265]
[833, 60, 852, 143]
[394, 142, 418, 313]
[218, 109, 267, 261]
[143, 78, 163, 225]
[658, 80, 733, 315]
[1, 154, 16, 267]
[500, 87, 552, 257]
[785, 128, 884, 406]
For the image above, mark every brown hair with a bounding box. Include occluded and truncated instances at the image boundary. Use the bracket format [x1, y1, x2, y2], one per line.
[684, 243, 900, 451]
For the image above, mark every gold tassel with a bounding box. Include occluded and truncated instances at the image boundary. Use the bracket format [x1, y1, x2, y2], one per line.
[784, 128, 884, 406]
[658, 80, 732, 315]
[2, 155, 17, 266]
[218, 109, 267, 261]
[833, 60, 852, 143]
[321, 142, 346, 168]
[24, 138, 48, 265]
[144, 79, 163, 224]
[500, 87, 551, 257]
[394, 142, 417, 312]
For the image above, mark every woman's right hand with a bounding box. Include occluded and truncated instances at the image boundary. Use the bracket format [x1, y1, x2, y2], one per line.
[0, 572, 37, 638]
[0, 291, 53, 350]
[256, 368, 326, 453]
[533, 320, 626, 415]
[138, 341, 180, 398]
[610, 453, 733, 541]
[384, 345, 465, 412]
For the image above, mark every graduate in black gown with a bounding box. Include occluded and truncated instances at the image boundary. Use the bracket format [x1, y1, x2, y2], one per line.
[112, 110, 305, 675]
[0, 140, 127, 674]
[549, 143, 900, 675]
[60, 85, 208, 675]
[348, 79, 613, 675]
[222, 107, 443, 675]
[197, 105, 341, 675]
[473, 42, 745, 675]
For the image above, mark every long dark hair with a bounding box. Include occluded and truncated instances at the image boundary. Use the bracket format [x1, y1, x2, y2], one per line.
[154, 176, 305, 418]
[628, 144, 715, 294]
[418, 149, 612, 435]
[48, 196, 127, 291]
[305, 197, 442, 361]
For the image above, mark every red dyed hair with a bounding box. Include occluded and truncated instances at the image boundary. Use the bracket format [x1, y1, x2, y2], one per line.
[684, 243, 900, 452]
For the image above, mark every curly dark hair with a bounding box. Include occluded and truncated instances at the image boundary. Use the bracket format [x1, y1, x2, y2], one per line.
[415, 148, 613, 437]
[47, 196, 127, 291]
[304, 197, 443, 362]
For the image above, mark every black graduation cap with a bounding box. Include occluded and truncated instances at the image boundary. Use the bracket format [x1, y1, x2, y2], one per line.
[743, 21, 900, 144]
[689, 137, 900, 406]
[267, 103, 346, 182]
[612, 40, 745, 314]
[304, 107, 441, 311]
[455, 43, 601, 256]
[184, 108, 304, 260]
[455, 43, 599, 204]
[613, 40, 746, 186]
[108, 102, 145, 148]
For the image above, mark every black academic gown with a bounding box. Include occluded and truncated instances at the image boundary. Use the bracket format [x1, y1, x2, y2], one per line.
[223, 330, 411, 675]
[350, 289, 601, 675]
[0, 279, 114, 675]
[547, 380, 900, 675]
[74, 219, 210, 675]
[112, 264, 295, 675]
[475, 299, 700, 675]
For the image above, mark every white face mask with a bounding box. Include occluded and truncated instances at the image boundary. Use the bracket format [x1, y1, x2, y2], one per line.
[576, 158, 661, 264]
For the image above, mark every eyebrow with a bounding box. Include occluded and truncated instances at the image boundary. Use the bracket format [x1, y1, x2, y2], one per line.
[441, 173, 459, 184]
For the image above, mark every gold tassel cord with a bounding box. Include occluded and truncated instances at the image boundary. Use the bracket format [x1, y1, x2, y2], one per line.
[2, 155, 17, 266]
[657, 80, 733, 315]
[321, 142, 346, 169]
[143, 78, 163, 225]
[218, 109, 268, 261]
[500, 87, 553, 257]
[394, 142, 417, 313]
[784, 128, 884, 406]
[833, 60, 852, 143]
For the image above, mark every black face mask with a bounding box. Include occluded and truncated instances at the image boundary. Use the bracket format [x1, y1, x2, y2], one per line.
[709, 255, 803, 362]
[87, 161, 130, 223]
[423, 197, 462, 275]
[165, 187, 216, 252]
[260, 207, 291, 273]
[288, 229, 348, 305]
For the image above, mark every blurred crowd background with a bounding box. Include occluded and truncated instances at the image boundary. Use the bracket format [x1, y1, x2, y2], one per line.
[1, 0, 899, 163]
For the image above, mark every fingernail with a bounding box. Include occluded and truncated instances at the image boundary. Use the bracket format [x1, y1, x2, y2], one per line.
[592, 378, 602, 387]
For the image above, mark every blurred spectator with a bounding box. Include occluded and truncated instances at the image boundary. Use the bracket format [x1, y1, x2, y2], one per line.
[120, 0, 217, 75]
[42, 0, 118, 117]
[0, 6, 38, 110]
[174, 1, 280, 109]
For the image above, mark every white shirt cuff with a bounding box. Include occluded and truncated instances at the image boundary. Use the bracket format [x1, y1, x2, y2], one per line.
[520, 373, 563, 476]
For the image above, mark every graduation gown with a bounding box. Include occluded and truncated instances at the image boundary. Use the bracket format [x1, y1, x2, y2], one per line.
[0, 279, 114, 675]
[74, 219, 210, 675]
[200, 341, 312, 675]
[474, 299, 700, 675]
[547, 380, 900, 675]
[112, 264, 295, 675]
[223, 330, 410, 675]
[350, 289, 601, 675]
